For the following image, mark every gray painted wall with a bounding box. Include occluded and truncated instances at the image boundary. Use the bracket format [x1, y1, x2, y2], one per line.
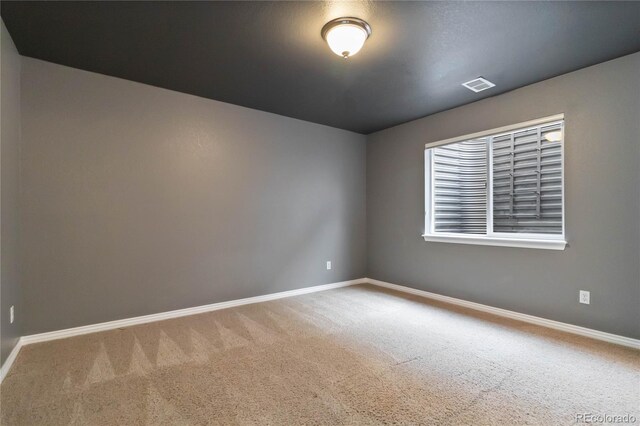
[12, 50, 640, 341]
[1, 20, 22, 364]
[20, 58, 366, 335]
[367, 53, 640, 339]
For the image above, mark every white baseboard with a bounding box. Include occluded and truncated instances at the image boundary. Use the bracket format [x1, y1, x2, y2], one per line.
[3, 275, 637, 383]
[366, 278, 640, 350]
[20, 278, 366, 346]
[0, 278, 365, 382]
[0, 337, 23, 383]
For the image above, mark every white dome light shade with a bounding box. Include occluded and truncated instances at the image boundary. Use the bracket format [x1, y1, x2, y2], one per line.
[326, 24, 367, 58]
[322, 18, 371, 59]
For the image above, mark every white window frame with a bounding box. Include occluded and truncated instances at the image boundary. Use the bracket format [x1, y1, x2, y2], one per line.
[423, 114, 567, 250]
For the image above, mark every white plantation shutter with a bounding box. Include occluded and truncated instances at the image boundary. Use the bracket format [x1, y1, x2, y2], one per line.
[491, 122, 563, 234]
[431, 139, 487, 234]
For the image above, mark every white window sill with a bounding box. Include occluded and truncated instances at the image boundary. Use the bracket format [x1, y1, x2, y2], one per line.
[422, 234, 567, 250]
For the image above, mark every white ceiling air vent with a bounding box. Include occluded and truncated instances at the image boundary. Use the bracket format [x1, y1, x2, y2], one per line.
[462, 77, 495, 93]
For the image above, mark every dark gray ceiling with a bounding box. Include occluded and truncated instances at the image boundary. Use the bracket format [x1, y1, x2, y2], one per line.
[2, 1, 639, 134]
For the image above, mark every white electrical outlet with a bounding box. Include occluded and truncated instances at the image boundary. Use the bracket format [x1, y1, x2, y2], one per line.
[326, 261, 332, 270]
[9, 305, 14, 324]
[579, 290, 590, 305]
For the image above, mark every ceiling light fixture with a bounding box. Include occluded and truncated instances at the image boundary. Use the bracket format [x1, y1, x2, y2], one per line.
[321, 17, 371, 59]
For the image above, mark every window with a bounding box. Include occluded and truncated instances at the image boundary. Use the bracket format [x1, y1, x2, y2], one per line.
[424, 115, 566, 250]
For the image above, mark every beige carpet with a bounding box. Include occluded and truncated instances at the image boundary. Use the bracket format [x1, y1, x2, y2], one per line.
[1, 284, 639, 425]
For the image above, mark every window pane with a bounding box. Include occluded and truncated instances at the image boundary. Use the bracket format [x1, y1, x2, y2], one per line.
[432, 138, 487, 234]
[492, 122, 563, 234]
